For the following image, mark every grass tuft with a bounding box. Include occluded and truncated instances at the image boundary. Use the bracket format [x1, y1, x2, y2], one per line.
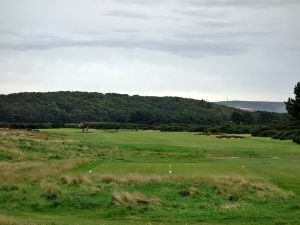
[111, 191, 161, 207]
[0, 215, 35, 225]
[0, 215, 18, 225]
[220, 203, 242, 211]
[179, 187, 201, 197]
[40, 181, 62, 200]
[0, 184, 19, 192]
[100, 174, 164, 184]
[210, 176, 294, 201]
[61, 174, 92, 186]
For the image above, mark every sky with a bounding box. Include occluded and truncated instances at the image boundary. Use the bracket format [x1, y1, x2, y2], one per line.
[0, 0, 299, 101]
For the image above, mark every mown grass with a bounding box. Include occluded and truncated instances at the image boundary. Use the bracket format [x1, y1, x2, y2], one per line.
[0, 128, 299, 224]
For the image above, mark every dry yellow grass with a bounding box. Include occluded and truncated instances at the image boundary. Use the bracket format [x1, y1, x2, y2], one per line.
[40, 180, 62, 200]
[0, 137, 25, 161]
[0, 128, 48, 140]
[99, 173, 164, 184]
[0, 159, 87, 183]
[0, 215, 18, 225]
[111, 191, 161, 206]
[209, 176, 295, 201]
[220, 203, 242, 211]
[179, 187, 201, 197]
[70, 173, 295, 201]
[0, 128, 87, 183]
[0, 215, 35, 225]
[87, 185, 102, 196]
[61, 174, 93, 186]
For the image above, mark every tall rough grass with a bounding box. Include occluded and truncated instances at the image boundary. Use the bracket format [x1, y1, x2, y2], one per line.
[111, 191, 161, 207]
[61, 174, 93, 186]
[40, 180, 62, 200]
[0, 159, 87, 183]
[0, 215, 35, 225]
[209, 176, 295, 201]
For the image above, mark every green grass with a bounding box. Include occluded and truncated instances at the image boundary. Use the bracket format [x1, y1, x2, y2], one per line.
[0, 128, 299, 225]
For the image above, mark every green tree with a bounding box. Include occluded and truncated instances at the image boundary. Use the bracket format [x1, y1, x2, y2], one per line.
[285, 82, 300, 121]
[230, 111, 243, 124]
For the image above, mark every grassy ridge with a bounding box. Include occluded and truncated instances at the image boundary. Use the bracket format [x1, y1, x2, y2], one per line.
[0, 128, 299, 224]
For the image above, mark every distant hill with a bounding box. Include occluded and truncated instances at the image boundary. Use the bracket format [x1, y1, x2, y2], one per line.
[0, 92, 238, 125]
[215, 101, 286, 113]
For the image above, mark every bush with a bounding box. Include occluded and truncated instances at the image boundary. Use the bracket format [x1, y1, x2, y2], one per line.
[273, 129, 300, 141]
[56, 195, 100, 209]
[159, 124, 185, 132]
[251, 126, 273, 137]
[272, 131, 285, 140]
[278, 130, 296, 140]
[188, 125, 209, 132]
[260, 130, 278, 137]
[293, 134, 300, 144]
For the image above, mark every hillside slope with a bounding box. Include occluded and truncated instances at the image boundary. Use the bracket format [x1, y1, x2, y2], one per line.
[0, 92, 236, 125]
[215, 101, 286, 113]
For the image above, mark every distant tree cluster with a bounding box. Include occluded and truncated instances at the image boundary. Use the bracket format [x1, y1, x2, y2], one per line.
[0, 91, 290, 131]
[230, 111, 288, 125]
[0, 92, 234, 125]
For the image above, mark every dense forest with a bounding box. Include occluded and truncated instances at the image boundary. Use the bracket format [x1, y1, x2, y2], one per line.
[0, 91, 287, 126]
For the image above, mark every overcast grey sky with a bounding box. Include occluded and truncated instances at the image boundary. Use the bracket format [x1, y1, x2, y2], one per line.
[0, 0, 299, 101]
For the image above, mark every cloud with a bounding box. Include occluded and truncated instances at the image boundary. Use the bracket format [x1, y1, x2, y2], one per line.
[288, 46, 300, 52]
[0, 0, 299, 101]
[104, 10, 149, 19]
[0, 30, 254, 57]
[110, 0, 300, 8]
[181, 0, 300, 8]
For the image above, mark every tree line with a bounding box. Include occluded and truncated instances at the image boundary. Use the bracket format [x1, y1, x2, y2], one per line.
[0, 91, 283, 125]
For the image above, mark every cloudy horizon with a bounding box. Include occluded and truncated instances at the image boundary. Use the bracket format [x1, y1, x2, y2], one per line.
[0, 0, 299, 101]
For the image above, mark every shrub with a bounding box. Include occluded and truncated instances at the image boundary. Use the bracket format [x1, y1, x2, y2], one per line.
[57, 195, 100, 209]
[216, 135, 245, 139]
[273, 129, 300, 141]
[260, 130, 277, 137]
[279, 131, 296, 140]
[272, 131, 285, 140]
[251, 126, 273, 137]
[293, 134, 300, 144]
